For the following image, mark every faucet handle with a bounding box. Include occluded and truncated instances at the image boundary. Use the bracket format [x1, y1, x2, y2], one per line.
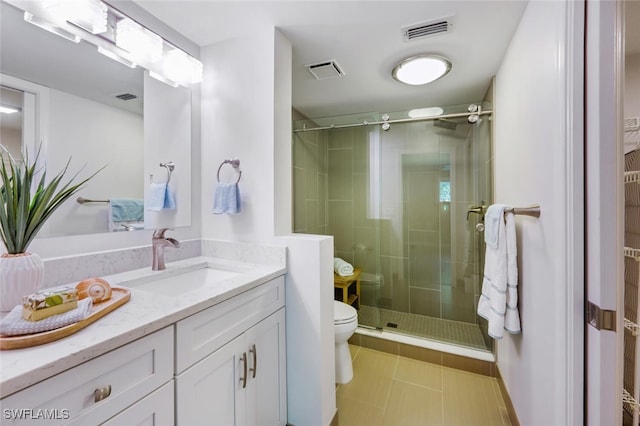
[153, 228, 173, 238]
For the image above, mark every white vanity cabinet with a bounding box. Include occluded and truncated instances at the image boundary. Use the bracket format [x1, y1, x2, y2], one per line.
[175, 276, 286, 426]
[0, 326, 174, 425]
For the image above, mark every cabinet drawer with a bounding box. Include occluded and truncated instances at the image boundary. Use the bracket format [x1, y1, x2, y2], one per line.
[103, 381, 174, 426]
[0, 326, 173, 425]
[176, 276, 284, 373]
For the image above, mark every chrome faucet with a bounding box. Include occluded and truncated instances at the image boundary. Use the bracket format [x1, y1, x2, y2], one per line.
[152, 228, 180, 271]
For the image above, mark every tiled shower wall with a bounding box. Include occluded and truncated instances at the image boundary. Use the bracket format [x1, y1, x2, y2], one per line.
[293, 116, 491, 326]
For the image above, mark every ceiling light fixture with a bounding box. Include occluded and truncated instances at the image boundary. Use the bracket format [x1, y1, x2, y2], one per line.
[408, 106, 444, 118]
[392, 55, 451, 86]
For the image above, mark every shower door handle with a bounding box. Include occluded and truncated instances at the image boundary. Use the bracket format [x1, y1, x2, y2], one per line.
[466, 205, 486, 221]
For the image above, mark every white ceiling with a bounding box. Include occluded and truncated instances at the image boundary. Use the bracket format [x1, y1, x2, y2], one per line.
[2, 0, 639, 124]
[132, 0, 529, 118]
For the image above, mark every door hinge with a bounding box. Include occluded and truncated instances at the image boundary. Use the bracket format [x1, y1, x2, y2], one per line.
[586, 301, 617, 331]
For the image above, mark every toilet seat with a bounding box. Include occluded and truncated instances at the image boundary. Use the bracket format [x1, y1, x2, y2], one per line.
[334, 300, 357, 325]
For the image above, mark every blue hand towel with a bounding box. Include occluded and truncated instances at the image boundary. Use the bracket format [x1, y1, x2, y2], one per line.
[213, 182, 241, 214]
[109, 198, 144, 222]
[163, 184, 176, 210]
[147, 183, 177, 211]
[147, 183, 166, 211]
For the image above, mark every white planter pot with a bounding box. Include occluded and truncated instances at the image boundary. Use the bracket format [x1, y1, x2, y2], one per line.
[0, 253, 45, 312]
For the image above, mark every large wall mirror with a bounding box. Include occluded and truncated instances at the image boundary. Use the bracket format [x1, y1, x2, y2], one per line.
[0, 0, 192, 238]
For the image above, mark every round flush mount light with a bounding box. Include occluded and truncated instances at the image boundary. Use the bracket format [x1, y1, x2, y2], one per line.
[392, 55, 451, 85]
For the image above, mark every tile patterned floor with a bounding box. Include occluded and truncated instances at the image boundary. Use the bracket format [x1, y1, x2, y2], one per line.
[336, 345, 511, 426]
[358, 305, 491, 352]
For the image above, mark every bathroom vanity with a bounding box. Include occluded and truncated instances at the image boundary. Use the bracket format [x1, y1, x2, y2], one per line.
[0, 256, 287, 425]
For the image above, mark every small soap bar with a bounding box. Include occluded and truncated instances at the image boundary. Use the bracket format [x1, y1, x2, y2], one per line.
[22, 300, 78, 321]
[23, 286, 78, 310]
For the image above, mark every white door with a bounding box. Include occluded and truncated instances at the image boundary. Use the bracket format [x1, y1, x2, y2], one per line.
[585, 1, 625, 424]
[245, 309, 287, 426]
[176, 334, 247, 426]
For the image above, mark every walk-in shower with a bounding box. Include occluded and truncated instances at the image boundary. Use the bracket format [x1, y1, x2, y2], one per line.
[293, 102, 494, 355]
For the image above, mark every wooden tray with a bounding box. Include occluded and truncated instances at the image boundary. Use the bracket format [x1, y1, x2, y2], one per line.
[0, 287, 131, 350]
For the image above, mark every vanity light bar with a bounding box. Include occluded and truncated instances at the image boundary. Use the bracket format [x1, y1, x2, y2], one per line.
[149, 71, 179, 88]
[97, 46, 137, 69]
[18, 0, 203, 89]
[44, 0, 108, 35]
[116, 18, 164, 63]
[163, 47, 203, 84]
[24, 11, 81, 43]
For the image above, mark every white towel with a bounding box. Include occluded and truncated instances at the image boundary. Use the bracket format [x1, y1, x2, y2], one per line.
[477, 204, 521, 338]
[334, 257, 354, 277]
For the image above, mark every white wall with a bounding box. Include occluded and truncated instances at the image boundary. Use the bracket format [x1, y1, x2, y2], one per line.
[201, 28, 336, 426]
[201, 31, 277, 242]
[493, 1, 584, 425]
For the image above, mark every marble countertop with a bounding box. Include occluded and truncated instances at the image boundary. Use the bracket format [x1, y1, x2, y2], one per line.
[0, 256, 286, 399]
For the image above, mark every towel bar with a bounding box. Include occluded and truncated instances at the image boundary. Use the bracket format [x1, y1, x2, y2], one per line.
[217, 158, 242, 184]
[466, 204, 541, 219]
[77, 197, 108, 204]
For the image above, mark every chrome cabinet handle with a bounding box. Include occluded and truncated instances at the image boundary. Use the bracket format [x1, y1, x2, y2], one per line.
[94, 385, 112, 403]
[240, 352, 248, 389]
[249, 344, 257, 379]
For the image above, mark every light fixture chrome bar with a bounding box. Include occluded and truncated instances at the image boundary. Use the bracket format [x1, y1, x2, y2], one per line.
[23, 11, 81, 43]
[293, 110, 493, 133]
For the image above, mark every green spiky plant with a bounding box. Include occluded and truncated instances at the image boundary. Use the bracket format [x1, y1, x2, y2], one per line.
[0, 145, 102, 254]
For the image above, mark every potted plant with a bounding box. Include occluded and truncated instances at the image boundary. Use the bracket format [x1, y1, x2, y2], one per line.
[0, 146, 101, 312]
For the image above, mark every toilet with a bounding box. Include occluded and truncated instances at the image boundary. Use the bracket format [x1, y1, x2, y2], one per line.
[334, 300, 358, 384]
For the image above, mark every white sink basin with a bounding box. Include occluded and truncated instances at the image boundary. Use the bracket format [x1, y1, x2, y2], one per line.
[129, 267, 240, 296]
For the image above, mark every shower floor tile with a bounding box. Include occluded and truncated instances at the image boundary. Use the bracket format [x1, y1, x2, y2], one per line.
[336, 346, 512, 426]
[357, 304, 491, 351]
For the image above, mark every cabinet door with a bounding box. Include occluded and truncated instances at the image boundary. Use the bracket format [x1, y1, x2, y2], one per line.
[102, 381, 174, 426]
[245, 308, 287, 426]
[176, 334, 246, 426]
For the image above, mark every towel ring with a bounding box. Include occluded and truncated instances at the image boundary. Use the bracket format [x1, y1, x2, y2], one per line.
[160, 162, 175, 184]
[217, 158, 242, 183]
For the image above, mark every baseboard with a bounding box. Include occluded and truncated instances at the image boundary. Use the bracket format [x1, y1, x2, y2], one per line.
[496, 366, 520, 426]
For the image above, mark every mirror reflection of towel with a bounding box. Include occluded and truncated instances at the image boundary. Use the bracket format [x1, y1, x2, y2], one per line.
[109, 198, 144, 231]
[213, 182, 241, 214]
[147, 183, 176, 211]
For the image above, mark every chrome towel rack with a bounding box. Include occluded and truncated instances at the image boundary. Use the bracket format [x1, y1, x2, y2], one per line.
[77, 197, 108, 204]
[217, 158, 242, 183]
[467, 204, 541, 219]
[506, 205, 541, 218]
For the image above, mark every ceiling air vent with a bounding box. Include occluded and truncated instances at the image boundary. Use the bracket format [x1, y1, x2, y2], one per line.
[402, 17, 453, 41]
[115, 93, 137, 101]
[305, 60, 346, 80]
